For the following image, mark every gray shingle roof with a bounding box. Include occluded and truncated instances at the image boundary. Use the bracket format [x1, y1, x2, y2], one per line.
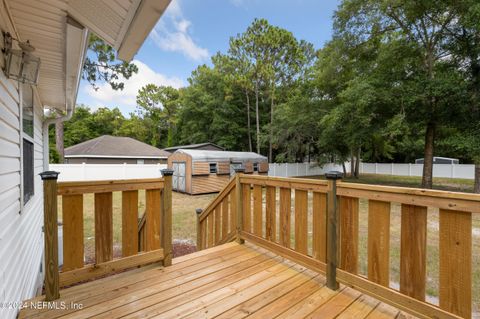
[65, 135, 171, 158]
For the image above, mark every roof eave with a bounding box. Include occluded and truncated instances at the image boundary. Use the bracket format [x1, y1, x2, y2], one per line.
[117, 0, 171, 62]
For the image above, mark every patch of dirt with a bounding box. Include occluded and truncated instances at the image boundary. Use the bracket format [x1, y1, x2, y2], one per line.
[173, 240, 197, 258]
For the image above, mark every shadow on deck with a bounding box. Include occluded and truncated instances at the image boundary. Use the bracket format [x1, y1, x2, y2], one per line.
[19, 242, 414, 319]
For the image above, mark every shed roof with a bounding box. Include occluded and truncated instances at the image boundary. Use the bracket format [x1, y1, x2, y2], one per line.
[164, 142, 225, 152]
[177, 149, 267, 162]
[65, 135, 171, 158]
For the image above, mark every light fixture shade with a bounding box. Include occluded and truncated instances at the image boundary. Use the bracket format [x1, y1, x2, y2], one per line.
[5, 49, 40, 85]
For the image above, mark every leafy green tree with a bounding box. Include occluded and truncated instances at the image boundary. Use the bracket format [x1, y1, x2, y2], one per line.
[335, 0, 466, 188]
[136, 84, 181, 147]
[82, 34, 138, 91]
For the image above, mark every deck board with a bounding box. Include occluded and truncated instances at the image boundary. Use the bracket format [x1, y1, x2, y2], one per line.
[20, 242, 417, 319]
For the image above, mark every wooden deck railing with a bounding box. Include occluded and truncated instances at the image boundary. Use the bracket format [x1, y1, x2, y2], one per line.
[40, 169, 173, 301]
[196, 173, 238, 250]
[198, 172, 479, 319]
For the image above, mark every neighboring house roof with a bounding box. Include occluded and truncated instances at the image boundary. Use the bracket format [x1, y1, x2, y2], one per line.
[164, 143, 225, 153]
[6, 0, 171, 111]
[177, 149, 267, 162]
[65, 135, 171, 159]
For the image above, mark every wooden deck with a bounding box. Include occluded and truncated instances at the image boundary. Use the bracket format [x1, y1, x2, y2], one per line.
[20, 242, 416, 319]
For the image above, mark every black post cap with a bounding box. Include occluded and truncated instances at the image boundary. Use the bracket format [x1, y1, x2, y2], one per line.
[234, 167, 246, 173]
[161, 168, 174, 176]
[39, 171, 60, 180]
[195, 208, 203, 215]
[325, 171, 343, 180]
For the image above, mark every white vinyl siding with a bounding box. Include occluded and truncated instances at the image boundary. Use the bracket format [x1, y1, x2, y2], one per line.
[0, 68, 44, 319]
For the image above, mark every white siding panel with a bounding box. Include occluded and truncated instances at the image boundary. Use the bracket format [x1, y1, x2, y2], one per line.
[0, 139, 20, 158]
[0, 63, 44, 319]
[0, 119, 19, 143]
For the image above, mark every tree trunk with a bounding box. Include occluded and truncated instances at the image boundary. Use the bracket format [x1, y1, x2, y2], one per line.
[421, 122, 436, 189]
[474, 162, 480, 194]
[350, 151, 355, 178]
[55, 121, 64, 163]
[269, 90, 274, 162]
[342, 162, 347, 177]
[354, 148, 361, 178]
[245, 90, 252, 152]
[255, 81, 260, 155]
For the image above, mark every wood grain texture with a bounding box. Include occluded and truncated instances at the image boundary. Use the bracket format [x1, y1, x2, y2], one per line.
[367, 200, 390, 287]
[59, 249, 164, 287]
[58, 179, 163, 195]
[242, 185, 251, 232]
[253, 185, 263, 236]
[279, 188, 291, 248]
[326, 179, 339, 290]
[145, 189, 161, 251]
[439, 209, 472, 318]
[162, 175, 173, 266]
[229, 191, 236, 235]
[207, 213, 214, 248]
[339, 196, 359, 274]
[294, 189, 308, 254]
[265, 186, 276, 241]
[122, 191, 138, 257]
[400, 204, 427, 301]
[43, 178, 60, 300]
[222, 199, 229, 239]
[215, 206, 221, 243]
[312, 192, 326, 262]
[62, 194, 84, 271]
[95, 192, 113, 263]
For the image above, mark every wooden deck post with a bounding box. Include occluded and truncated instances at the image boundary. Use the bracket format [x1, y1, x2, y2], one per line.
[40, 171, 60, 301]
[325, 171, 343, 290]
[196, 208, 203, 250]
[161, 169, 174, 266]
[234, 168, 245, 244]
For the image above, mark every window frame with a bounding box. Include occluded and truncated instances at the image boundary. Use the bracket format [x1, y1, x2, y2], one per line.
[20, 83, 35, 210]
[209, 162, 217, 174]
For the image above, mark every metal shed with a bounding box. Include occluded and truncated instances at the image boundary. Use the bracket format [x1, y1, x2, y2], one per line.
[167, 149, 268, 194]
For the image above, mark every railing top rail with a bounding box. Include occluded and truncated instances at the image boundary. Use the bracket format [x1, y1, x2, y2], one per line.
[240, 175, 328, 193]
[57, 178, 165, 195]
[337, 181, 480, 213]
[199, 176, 236, 221]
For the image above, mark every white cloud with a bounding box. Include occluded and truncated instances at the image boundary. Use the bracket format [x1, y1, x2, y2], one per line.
[85, 60, 184, 113]
[149, 0, 209, 61]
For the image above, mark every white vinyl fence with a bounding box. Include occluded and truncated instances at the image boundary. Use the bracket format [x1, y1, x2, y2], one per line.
[360, 162, 475, 179]
[49, 163, 168, 182]
[268, 163, 347, 177]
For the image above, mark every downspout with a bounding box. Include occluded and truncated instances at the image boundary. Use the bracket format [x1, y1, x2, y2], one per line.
[42, 24, 89, 171]
[42, 108, 74, 171]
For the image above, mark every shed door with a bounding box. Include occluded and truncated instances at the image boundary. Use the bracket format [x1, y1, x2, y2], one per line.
[173, 162, 186, 192]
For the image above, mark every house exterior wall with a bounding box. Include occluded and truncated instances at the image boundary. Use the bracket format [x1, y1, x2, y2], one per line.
[0, 48, 45, 319]
[66, 157, 166, 164]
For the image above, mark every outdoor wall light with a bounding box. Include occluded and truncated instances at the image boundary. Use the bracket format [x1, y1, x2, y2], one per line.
[2, 32, 40, 85]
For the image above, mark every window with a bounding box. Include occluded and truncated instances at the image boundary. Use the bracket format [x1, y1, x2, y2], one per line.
[253, 162, 258, 172]
[21, 83, 34, 205]
[137, 159, 145, 164]
[209, 163, 217, 174]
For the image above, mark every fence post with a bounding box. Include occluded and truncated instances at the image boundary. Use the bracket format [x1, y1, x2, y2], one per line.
[409, 163, 412, 176]
[235, 167, 245, 244]
[40, 171, 60, 301]
[161, 169, 173, 266]
[451, 163, 455, 178]
[325, 171, 343, 290]
[196, 208, 203, 250]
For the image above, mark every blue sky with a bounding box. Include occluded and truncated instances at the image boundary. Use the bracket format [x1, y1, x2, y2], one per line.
[77, 0, 340, 115]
